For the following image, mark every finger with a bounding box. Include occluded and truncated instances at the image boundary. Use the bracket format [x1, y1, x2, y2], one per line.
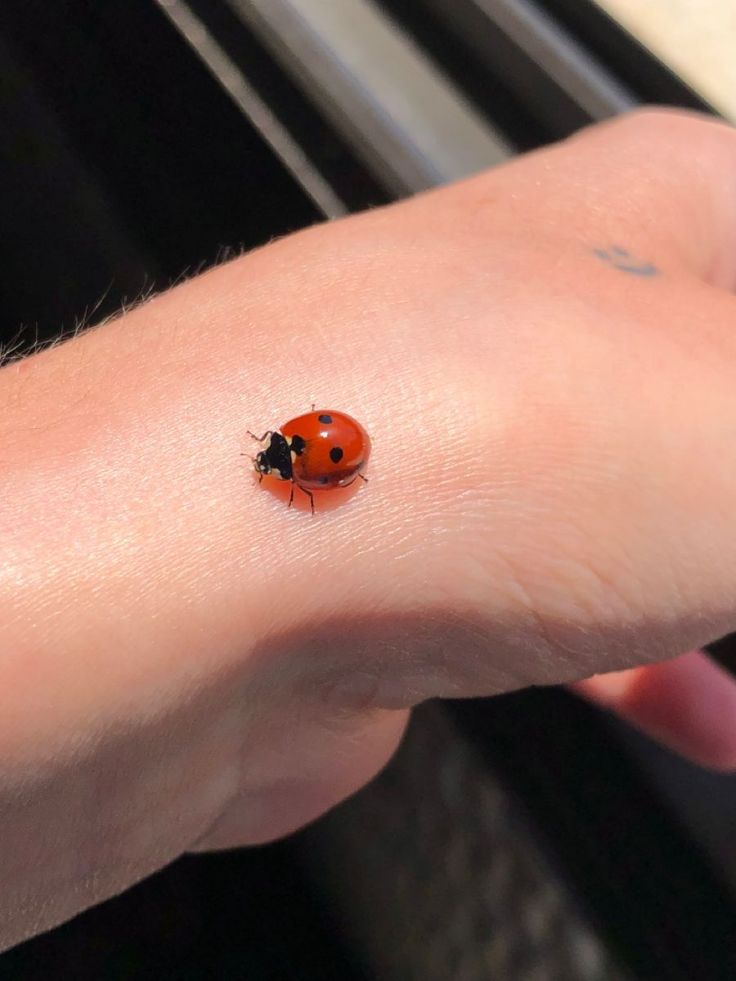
[574, 651, 736, 770]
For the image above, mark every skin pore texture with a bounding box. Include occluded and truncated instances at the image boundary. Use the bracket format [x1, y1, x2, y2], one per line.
[3, 109, 736, 947]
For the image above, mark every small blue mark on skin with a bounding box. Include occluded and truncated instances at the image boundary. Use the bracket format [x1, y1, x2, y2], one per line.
[594, 246, 660, 277]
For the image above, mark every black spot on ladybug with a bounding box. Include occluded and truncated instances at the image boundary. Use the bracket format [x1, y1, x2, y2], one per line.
[290, 434, 306, 455]
[330, 446, 344, 464]
[318, 414, 333, 424]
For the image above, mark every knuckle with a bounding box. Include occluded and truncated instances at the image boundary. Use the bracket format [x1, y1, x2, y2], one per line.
[592, 105, 736, 152]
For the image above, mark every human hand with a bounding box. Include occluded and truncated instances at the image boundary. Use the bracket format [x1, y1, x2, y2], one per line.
[2, 109, 736, 948]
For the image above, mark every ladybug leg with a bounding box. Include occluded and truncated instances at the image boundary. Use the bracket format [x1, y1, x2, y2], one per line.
[288, 483, 295, 508]
[301, 485, 315, 515]
[342, 473, 369, 488]
[247, 430, 272, 443]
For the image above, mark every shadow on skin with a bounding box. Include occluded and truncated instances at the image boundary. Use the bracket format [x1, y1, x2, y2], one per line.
[246, 606, 703, 716]
[250, 471, 368, 514]
[0, 601, 710, 948]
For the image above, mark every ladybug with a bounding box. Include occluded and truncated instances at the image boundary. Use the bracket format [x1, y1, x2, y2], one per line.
[248, 409, 370, 513]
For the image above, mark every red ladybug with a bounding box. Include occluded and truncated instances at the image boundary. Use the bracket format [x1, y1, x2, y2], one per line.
[249, 409, 370, 513]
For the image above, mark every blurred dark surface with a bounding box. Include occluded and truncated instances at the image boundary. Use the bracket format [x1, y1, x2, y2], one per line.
[0, 0, 321, 343]
[448, 690, 736, 981]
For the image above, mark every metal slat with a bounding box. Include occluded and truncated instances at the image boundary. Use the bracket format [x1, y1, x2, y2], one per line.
[225, 0, 512, 196]
[157, 0, 350, 217]
[420, 0, 637, 120]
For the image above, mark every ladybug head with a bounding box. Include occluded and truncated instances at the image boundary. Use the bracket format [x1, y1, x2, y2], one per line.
[254, 450, 271, 476]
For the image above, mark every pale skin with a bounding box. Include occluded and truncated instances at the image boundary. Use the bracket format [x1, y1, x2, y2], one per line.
[2, 108, 736, 948]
